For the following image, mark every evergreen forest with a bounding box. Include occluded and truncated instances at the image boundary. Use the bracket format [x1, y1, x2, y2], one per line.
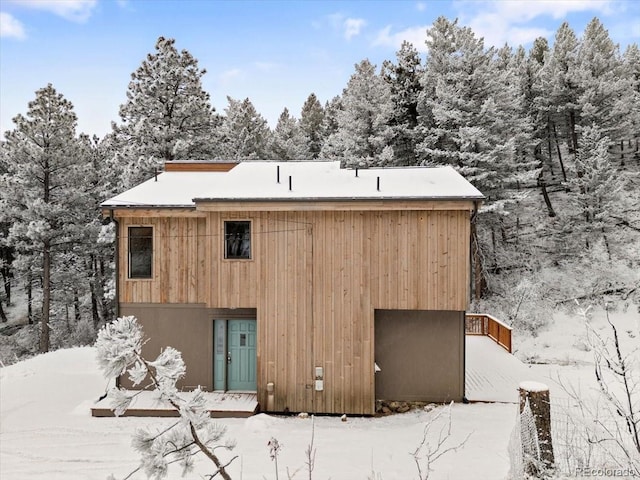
[1, 17, 638, 360]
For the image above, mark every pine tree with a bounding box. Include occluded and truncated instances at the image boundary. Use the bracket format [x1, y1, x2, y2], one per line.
[541, 22, 580, 156]
[0, 150, 12, 308]
[381, 41, 424, 165]
[79, 135, 117, 329]
[299, 93, 325, 159]
[321, 59, 394, 167]
[417, 17, 537, 297]
[269, 108, 308, 160]
[418, 17, 473, 166]
[0, 156, 10, 322]
[528, 36, 565, 215]
[0, 242, 10, 322]
[478, 44, 542, 274]
[624, 44, 640, 93]
[492, 43, 538, 189]
[621, 44, 640, 161]
[218, 97, 272, 160]
[321, 96, 342, 140]
[575, 18, 631, 142]
[530, 36, 548, 65]
[317, 96, 342, 159]
[0, 85, 89, 352]
[418, 18, 534, 199]
[416, 16, 457, 149]
[114, 36, 220, 187]
[565, 125, 622, 255]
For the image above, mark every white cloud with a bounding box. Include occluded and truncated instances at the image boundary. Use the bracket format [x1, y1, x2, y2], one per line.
[503, 26, 553, 47]
[489, 0, 614, 21]
[0, 12, 26, 39]
[606, 17, 640, 49]
[327, 12, 344, 30]
[323, 13, 367, 40]
[344, 17, 366, 40]
[466, 12, 552, 48]
[454, 0, 619, 47]
[373, 25, 430, 52]
[416, 2, 426, 12]
[115, 0, 133, 10]
[7, 0, 98, 22]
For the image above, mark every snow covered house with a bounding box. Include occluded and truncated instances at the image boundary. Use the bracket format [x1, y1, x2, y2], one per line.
[101, 160, 484, 415]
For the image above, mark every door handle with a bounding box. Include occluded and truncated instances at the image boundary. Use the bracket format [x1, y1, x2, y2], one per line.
[227, 352, 232, 364]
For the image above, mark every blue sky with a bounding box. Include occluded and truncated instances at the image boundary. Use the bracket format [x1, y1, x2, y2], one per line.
[1, 0, 638, 139]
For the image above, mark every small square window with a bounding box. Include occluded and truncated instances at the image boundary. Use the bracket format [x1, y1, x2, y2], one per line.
[128, 226, 153, 278]
[225, 221, 251, 259]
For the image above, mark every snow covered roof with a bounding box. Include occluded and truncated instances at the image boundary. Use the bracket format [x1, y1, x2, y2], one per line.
[101, 161, 484, 208]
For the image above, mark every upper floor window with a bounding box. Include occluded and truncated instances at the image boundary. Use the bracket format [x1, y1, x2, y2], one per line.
[128, 226, 153, 278]
[225, 221, 251, 259]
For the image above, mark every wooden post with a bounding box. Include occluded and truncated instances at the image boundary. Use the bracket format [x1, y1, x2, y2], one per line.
[519, 381, 554, 476]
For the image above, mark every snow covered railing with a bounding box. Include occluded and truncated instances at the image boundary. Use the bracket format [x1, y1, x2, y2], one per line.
[465, 313, 512, 353]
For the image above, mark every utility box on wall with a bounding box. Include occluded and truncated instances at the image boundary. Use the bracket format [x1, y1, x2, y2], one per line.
[315, 366, 324, 391]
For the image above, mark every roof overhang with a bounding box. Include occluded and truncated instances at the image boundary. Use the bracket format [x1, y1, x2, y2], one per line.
[101, 206, 205, 218]
[194, 198, 481, 212]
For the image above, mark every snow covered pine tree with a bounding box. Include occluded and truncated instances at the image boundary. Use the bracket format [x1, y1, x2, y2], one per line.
[0, 84, 91, 352]
[96, 316, 237, 479]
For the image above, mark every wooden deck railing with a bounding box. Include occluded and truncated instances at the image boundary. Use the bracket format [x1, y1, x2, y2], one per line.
[465, 313, 512, 353]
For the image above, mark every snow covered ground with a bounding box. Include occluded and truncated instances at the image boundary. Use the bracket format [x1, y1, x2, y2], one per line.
[514, 304, 639, 366]
[0, 347, 514, 480]
[1, 306, 637, 480]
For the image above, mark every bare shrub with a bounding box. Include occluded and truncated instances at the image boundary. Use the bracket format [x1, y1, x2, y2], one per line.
[411, 402, 471, 480]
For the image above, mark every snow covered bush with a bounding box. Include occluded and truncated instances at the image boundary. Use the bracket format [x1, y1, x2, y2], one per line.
[472, 275, 553, 337]
[95, 316, 237, 480]
[67, 317, 95, 347]
[0, 322, 39, 366]
[505, 278, 553, 335]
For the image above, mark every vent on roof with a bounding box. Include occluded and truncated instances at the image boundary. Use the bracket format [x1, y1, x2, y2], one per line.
[163, 160, 238, 172]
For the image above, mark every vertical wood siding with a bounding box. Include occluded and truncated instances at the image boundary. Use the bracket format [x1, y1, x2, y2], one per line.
[118, 208, 471, 414]
[119, 216, 208, 304]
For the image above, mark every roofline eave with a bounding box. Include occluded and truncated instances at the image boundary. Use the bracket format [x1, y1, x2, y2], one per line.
[192, 195, 485, 203]
[100, 204, 195, 209]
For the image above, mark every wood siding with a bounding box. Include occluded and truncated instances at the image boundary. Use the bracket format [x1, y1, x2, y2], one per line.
[118, 216, 208, 304]
[116, 207, 471, 414]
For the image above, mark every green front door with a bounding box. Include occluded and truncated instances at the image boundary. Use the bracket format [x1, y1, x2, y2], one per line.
[227, 319, 257, 391]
